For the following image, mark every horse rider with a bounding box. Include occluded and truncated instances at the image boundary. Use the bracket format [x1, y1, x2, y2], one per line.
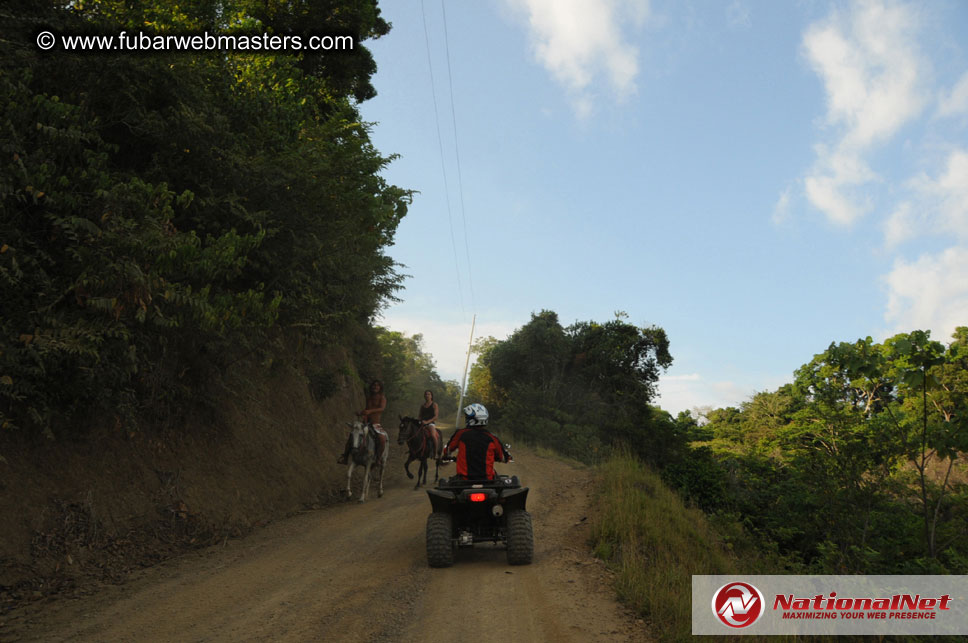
[418, 389, 441, 458]
[442, 403, 510, 481]
[337, 379, 388, 464]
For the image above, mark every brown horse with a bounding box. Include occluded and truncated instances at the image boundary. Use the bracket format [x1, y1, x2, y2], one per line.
[397, 416, 442, 489]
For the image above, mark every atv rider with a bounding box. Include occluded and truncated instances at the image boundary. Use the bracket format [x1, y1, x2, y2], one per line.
[442, 403, 511, 481]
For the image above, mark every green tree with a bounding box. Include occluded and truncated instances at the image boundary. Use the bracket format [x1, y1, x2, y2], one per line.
[465, 336, 505, 410]
[1, 0, 410, 436]
[478, 311, 672, 462]
[696, 329, 968, 573]
[882, 330, 967, 560]
[488, 310, 569, 400]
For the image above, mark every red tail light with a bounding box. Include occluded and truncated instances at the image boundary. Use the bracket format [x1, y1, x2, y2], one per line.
[469, 492, 487, 502]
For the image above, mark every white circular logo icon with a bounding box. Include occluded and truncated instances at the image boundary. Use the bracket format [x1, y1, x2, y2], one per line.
[712, 581, 765, 628]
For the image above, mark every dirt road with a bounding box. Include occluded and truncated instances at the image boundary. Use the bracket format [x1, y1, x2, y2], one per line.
[3, 446, 645, 642]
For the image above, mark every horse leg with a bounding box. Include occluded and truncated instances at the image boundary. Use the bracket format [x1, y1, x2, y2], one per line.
[377, 458, 386, 498]
[414, 458, 425, 489]
[404, 454, 414, 480]
[345, 461, 355, 499]
[359, 462, 370, 503]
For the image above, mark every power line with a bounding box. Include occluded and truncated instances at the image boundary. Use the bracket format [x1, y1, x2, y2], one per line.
[421, 0, 466, 318]
[440, 0, 475, 304]
[423, 2, 478, 399]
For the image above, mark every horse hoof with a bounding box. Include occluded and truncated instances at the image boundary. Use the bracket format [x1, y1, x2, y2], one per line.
[406, 472, 414, 479]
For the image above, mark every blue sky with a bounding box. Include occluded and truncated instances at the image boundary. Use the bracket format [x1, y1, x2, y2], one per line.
[358, 0, 968, 415]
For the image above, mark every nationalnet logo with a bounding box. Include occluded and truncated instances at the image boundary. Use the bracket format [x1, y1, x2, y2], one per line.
[694, 576, 968, 635]
[712, 581, 765, 628]
[772, 591, 952, 621]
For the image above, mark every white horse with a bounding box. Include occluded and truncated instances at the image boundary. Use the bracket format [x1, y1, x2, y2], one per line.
[344, 420, 388, 502]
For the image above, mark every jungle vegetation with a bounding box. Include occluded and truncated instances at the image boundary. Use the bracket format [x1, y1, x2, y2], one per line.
[688, 328, 968, 574]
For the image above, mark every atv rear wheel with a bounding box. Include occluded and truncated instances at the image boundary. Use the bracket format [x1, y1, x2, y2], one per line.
[426, 512, 455, 567]
[506, 510, 534, 565]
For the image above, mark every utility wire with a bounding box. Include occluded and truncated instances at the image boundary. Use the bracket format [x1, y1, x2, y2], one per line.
[440, 0, 475, 304]
[436, 2, 478, 400]
[421, 0, 466, 319]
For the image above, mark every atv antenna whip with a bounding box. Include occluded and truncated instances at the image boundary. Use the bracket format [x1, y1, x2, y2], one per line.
[454, 313, 476, 427]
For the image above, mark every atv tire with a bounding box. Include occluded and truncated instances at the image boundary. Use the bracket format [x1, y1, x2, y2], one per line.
[506, 510, 534, 565]
[426, 512, 455, 567]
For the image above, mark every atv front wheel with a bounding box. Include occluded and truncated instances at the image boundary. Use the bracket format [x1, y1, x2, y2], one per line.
[426, 512, 455, 567]
[506, 510, 534, 565]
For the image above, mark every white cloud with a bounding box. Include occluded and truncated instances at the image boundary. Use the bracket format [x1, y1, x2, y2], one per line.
[772, 186, 793, 224]
[574, 94, 594, 120]
[801, 0, 927, 225]
[803, 0, 924, 148]
[910, 149, 968, 240]
[803, 145, 878, 224]
[938, 71, 968, 117]
[658, 372, 752, 415]
[663, 373, 700, 382]
[505, 0, 648, 117]
[884, 201, 919, 248]
[884, 246, 968, 338]
[886, 148, 968, 246]
[726, 0, 751, 30]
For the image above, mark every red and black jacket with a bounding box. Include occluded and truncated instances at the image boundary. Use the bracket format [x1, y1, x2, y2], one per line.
[444, 428, 507, 480]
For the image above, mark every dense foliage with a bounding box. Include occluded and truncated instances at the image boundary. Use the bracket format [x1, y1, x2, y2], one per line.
[467, 310, 675, 463]
[1, 1, 410, 436]
[681, 328, 968, 574]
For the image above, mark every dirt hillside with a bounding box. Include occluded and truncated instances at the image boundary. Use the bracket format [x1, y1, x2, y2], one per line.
[0, 350, 367, 596]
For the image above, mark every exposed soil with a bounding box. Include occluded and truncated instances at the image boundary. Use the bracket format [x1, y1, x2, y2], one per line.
[1, 446, 647, 642]
[0, 353, 362, 597]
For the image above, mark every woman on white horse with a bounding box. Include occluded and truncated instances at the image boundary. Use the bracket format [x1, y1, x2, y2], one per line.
[337, 379, 387, 464]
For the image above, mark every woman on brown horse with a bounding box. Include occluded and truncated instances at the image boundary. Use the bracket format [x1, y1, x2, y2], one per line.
[396, 390, 442, 487]
[418, 389, 440, 455]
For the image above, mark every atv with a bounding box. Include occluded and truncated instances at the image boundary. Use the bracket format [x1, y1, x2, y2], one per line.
[425, 474, 534, 567]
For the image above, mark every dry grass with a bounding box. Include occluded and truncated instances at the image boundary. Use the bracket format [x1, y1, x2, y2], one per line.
[591, 452, 737, 640]
[590, 452, 744, 642]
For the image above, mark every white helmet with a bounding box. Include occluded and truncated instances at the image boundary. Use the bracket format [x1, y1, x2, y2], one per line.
[463, 403, 489, 427]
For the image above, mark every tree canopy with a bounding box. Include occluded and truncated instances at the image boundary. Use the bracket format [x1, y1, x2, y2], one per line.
[468, 310, 673, 462]
[692, 328, 968, 574]
[1, 0, 409, 435]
